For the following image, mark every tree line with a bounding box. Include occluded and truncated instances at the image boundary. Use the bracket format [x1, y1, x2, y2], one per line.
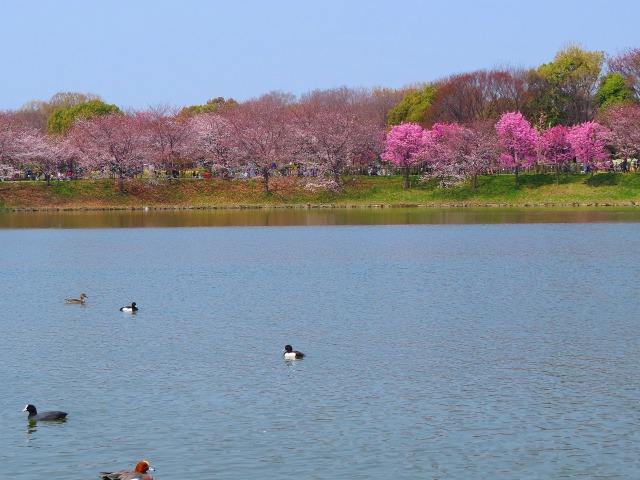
[0, 45, 639, 192]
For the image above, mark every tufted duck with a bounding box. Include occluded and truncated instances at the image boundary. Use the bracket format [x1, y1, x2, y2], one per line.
[119, 302, 138, 313]
[284, 344, 305, 359]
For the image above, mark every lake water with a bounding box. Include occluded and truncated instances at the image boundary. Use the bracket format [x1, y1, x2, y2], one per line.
[0, 209, 638, 479]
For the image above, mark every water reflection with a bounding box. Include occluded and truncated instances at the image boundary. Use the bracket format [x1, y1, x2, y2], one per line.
[26, 420, 38, 436]
[24, 418, 67, 444]
[2, 206, 640, 228]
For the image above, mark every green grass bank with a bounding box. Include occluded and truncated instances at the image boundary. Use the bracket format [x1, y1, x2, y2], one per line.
[2, 173, 640, 211]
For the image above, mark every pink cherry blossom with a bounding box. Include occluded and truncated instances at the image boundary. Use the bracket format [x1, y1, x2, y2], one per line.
[566, 121, 612, 174]
[381, 123, 428, 188]
[540, 125, 573, 182]
[495, 112, 538, 186]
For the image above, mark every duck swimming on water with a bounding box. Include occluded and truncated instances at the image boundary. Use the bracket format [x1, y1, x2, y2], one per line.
[98, 460, 155, 480]
[23, 404, 67, 421]
[65, 293, 87, 304]
[119, 302, 138, 312]
[284, 344, 305, 359]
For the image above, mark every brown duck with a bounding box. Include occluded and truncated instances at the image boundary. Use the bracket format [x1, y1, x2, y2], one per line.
[98, 460, 155, 480]
[65, 293, 87, 304]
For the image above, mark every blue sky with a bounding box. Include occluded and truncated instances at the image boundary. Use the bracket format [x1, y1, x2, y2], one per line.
[2, 0, 639, 111]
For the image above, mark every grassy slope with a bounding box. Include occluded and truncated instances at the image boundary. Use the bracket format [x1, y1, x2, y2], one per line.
[1, 173, 640, 210]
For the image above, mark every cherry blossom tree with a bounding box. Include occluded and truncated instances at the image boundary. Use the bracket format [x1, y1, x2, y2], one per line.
[29, 132, 67, 184]
[189, 112, 236, 178]
[223, 91, 297, 193]
[598, 103, 640, 169]
[0, 113, 23, 178]
[421, 123, 468, 187]
[419, 123, 497, 188]
[294, 88, 383, 188]
[141, 107, 193, 179]
[67, 113, 149, 193]
[566, 121, 613, 176]
[381, 123, 428, 188]
[459, 126, 500, 189]
[495, 111, 538, 186]
[540, 125, 573, 183]
[0, 113, 45, 180]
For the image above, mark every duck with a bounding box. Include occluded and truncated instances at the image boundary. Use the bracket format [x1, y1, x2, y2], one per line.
[284, 344, 305, 359]
[22, 404, 67, 421]
[65, 293, 87, 304]
[119, 302, 138, 312]
[98, 461, 155, 480]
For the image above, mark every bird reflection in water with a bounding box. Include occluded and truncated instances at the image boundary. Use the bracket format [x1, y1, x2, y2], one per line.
[25, 417, 67, 444]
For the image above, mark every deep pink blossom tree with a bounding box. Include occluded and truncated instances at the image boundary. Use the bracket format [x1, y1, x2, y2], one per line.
[566, 121, 612, 176]
[381, 123, 428, 188]
[495, 111, 538, 186]
[540, 125, 573, 183]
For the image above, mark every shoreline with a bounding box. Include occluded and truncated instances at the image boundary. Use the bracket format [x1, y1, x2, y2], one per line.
[2, 201, 639, 213]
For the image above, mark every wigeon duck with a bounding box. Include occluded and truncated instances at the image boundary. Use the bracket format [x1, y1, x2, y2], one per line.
[119, 302, 138, 313]
[23, 404, 67, 421]
[65, 293, 87, 304]
[284, 344, 305, 359]
[99, 460, 155, 480]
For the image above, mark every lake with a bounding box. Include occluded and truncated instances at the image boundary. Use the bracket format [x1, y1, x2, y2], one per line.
[0, 208, 638, 479]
